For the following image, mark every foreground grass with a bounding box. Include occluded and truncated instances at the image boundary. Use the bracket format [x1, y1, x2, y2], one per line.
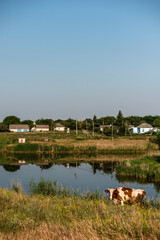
[0, 188, 160, 240]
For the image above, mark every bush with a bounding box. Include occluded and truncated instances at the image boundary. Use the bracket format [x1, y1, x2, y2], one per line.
[8, 143, 39, 152]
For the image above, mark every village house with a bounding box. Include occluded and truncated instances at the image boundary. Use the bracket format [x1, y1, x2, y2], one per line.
[54, 123, 65, 132]
[9, 124, 29, 133]
[31, 125, 49, 132]
[130, 123, 153, 134]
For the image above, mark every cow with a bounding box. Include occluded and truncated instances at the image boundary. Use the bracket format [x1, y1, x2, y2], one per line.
[105, 187, 146, 206]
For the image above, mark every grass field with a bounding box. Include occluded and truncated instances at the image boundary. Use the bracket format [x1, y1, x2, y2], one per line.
[0, 184, 160, 240]
[0, 132, 158, 155]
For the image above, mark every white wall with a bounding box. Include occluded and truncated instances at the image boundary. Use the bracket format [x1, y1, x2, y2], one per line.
[35, 128, 49, 132]
[54, 127, 65, 132]
[139, 128, 152, 134]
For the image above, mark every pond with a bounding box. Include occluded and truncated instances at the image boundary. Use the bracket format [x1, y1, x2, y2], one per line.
[0, 154, 160, 199]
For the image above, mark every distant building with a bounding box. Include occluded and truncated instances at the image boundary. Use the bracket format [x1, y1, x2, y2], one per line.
[54, 123, 65, 132]
[130, 123, 153, 134]
[100, 125, 111, 132]
[32, 125, 49, 132]
[9, 124, 29, 133]
[18, 138, 26, 143]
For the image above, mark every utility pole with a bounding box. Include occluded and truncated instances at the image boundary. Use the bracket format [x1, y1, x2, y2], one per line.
[76, 119, 78, 135]
[93, 121, 94, 137]
[112, 121, 113, 141]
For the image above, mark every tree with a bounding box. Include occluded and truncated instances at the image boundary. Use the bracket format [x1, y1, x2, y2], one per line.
[21, 120, 34, 130]
[153, 117, 160, 128]
[35, 119, 54, 130]
[0, 123, 8, 132]
[116, 110, 125, 135]
[103, 126, 117, 136]
[125, 116, 142, 126]
[3, 115, 20, 129]
[116, 110, 123, 127]
[143, 115, 157, 126]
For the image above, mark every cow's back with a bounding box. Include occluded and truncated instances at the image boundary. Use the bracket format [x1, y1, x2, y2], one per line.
[113, 187, 146, 205]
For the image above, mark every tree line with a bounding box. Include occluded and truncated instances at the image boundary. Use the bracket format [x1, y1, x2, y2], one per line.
[1, 111, 160, 135]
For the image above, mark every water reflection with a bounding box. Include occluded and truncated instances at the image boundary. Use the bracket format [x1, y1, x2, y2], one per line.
[0, 153, 160, 199]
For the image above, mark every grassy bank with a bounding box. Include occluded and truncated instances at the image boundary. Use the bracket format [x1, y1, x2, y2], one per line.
[116, 156, 160, 182]
[0, 141, 158, 155]
[0, 133, 158, 155]
[0, 183, 160, 240]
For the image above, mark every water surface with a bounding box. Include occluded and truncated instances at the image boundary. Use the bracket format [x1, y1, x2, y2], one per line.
[0, 158, 159, 199]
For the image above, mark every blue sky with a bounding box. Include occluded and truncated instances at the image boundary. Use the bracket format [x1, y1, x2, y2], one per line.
[0, 0, 160, 121]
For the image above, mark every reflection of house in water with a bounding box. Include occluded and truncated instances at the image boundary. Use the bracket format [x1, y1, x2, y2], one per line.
[67, 163, 70, 168]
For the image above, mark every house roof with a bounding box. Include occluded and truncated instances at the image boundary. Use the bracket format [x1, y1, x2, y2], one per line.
[55, 123, 65, 128]
[137, 123, 153, 128]
[129, 125, 135, 128]
[36, 125, 49, 128]
[9, 124, 29, 129]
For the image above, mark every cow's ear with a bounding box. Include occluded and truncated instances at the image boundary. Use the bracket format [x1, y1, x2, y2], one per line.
[105, 190, 109, 193]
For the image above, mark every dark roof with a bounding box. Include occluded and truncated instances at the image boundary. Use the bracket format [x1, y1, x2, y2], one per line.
[36, 125, 49, 128]
[137, 123, 153, 128]
[9, 124, 29, 129]
[55, 123, 65, 128]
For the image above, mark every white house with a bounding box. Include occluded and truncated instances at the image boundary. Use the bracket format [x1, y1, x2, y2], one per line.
[130, 123, 153, 134]
[34, 125, 49, 132]
[9, 124, 29, 133]
[54, 123, 65, 132]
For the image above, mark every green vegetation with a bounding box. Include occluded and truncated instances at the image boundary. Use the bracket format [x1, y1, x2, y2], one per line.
[116, 156, 160, 182]
[3, 115, 20, 128]
[7, 142, 39, 152]
[0, 179, 160, 239]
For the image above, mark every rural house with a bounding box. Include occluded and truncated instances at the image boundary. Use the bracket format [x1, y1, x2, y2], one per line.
[130, 123, 153, 134]
[54, 123, 65, 132]
[31, 125, 49, 132]
[9, 124, 29, 133]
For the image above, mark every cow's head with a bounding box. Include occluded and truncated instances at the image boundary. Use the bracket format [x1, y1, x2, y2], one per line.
[105, 188, 116, 200]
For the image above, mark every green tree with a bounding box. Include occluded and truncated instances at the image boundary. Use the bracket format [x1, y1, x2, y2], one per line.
[153, 117, 160, 128]
[0, 123, 8, 132]
[116, 110, 123, 126]
[3, 115, 20, 129]
[116, 110, 125, 135]
[125, 116, 142, 126]
[21, 120, 34, 130]
[143, 115, 157, 126]
[35, 119, 54, 130]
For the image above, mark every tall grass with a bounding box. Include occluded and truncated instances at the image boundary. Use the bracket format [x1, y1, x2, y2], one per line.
[116, 156, 160, 182]
[0, 185, 160, 239]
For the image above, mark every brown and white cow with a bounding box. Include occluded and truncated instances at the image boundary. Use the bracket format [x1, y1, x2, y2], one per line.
[105, 187, 146, 205]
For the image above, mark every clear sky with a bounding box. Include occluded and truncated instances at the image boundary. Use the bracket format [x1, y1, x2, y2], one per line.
[0, 0, 160, 121]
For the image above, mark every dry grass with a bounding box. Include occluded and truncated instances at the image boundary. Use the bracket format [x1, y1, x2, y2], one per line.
[0, 223, 104, 240]
[0, 189, 160, 240]
[52, 138, 158, 151]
